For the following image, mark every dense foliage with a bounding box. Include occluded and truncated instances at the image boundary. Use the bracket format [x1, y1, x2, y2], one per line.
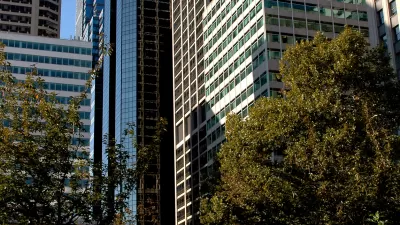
[200, 28, 400, 224]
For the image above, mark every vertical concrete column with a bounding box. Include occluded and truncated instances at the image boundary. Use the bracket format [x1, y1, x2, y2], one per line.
[31, 0, 39, 36]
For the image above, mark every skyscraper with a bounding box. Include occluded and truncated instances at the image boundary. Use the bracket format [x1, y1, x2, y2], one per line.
[0, 0, 61, 38]
[171, 0, 207, 223]
[172, 0, 378, 224]
[100, 0, 174, 224]
[82, 0, 104, 62]
[75, 0, 84, 38]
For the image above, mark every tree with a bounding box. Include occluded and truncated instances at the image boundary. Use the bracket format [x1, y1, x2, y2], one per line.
[200, 28, 400, 224]
[0, 43, 163, 224]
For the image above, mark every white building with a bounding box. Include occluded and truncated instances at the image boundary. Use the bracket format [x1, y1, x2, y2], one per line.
[0, 32, 92, 149]
[172, 0, 379, 223]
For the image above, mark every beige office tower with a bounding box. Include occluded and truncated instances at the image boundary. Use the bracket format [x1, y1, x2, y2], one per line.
[0, 0, 61, 38]
[172, 0, 379, 224]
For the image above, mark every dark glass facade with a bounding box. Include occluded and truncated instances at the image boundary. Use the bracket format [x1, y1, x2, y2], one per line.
[115, 0, 139, 215]
[101, 0, 174, 224]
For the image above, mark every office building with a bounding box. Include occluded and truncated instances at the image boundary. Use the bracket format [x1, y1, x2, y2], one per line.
[0, 0, 61, 38]
[172, 0, 379, 224]
[171, 0, 206, 223]
[101, 0, 174, 224]
[0, 31, 92, 161]
[374, 0, 400, 75]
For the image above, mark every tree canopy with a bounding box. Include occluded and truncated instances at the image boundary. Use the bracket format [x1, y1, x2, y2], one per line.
[200, 28, 400, 224]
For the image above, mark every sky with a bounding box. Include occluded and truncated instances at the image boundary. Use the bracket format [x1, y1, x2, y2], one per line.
[60, 0, 77, 39]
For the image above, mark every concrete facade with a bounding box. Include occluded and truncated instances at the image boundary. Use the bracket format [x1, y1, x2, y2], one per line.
[0, 32, 92, 149]
[0, 0, 61, 38]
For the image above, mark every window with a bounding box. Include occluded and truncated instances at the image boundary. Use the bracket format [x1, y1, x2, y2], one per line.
[254, 78, 261, 91]
[260, 72, 268, 85]
[5, 53, 91, 68]
[268, 33, 280, 42]
[268, 50, 281, 59]
[390, 0, 397, 16]
[394, 26, 400, 41]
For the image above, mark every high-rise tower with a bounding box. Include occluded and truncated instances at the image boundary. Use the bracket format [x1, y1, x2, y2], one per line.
[172, 0, 378, 224]
[75, 0, 84, 38]
[171, 0, 207, 223]
[0, 0, 61, 38]
[100, 0, 175, 224]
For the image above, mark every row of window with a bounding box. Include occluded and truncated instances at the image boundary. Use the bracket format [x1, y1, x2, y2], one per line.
[12, 78, 88, 94]
[15, 79, 88, 93]
[8, 66, 91, 80]
[205, 0, 262, 40]
[206, 49, 268, 103]
[390, 0, 397, 16]
[72, 138, 90, 146]
[2, 121, 90, 135]
[207, 84, 281, 132]
[268, 49, 282, 59]
[203, 0, 367, 30]
[206, 68, 275, 117]
[337, 0, 366, 4]
[206, 69, 265, 131]
[71, 138, 90, 146]
[204, 0, 263, 58]
[266, 16, 369, 37]
[79, 111, 91, 120]
[266, 32, 309, 44]
[5, 52, 92, 68]
[206, 88, 281, 149]
[71, 150, 89, 160]
[394, 25, 400, 42]
[78, 125, 90, 132]
[205, 138, 224, 163]
[203, 0, 245, 27]
[0, 38, 92, 55]
[205, 33, 265, 88]
[378, 10, 384, 25]
[205, 17, 264, 68]
[265, 0, 368, 21]
[42, 81, 88, 93]
[55, 96, 91, 106]
[207, 124, 226, 147]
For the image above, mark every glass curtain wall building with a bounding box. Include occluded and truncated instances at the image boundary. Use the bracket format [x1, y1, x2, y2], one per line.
[172, 0, 379, 224]
[78, 0, 105, 216]
[102, 0, 174, 224]
[82, 0, 104, 62]
[78, 0, 105, 190]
